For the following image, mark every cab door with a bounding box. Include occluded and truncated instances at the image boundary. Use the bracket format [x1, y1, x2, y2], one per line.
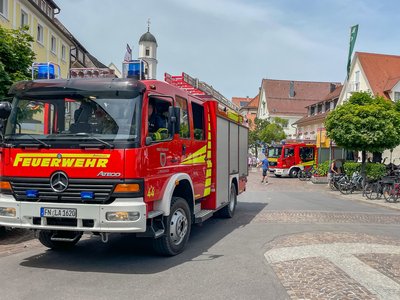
[145, 96, 181, 202]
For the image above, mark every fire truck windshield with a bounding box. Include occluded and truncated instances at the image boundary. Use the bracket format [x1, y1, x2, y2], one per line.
[268, 146, 282, 158]
[3, 95, 141, 147]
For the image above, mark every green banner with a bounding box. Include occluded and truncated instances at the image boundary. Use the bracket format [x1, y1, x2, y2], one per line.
[347, 24, 359, 77]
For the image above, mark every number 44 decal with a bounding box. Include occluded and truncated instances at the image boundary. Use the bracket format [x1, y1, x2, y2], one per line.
[147, 185, 155, 197]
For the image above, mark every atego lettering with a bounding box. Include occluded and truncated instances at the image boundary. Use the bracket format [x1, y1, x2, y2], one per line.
[13, 153, 110, 168]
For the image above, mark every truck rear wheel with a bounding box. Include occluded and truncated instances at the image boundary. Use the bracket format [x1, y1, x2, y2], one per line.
[153, 197, 191, 256]
[38, 230, 82, 250]
[219, 184, 237, 218]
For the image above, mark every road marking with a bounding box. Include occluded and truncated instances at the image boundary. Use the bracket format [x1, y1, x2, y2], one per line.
[265, 243, 400, 300]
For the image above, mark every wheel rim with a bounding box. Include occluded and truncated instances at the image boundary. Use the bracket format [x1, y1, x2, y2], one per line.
[170, 208, 188, 246]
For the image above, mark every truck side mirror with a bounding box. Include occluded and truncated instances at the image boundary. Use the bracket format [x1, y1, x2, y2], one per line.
[0, 101, 12, 120]
[168, 106, 181, 135]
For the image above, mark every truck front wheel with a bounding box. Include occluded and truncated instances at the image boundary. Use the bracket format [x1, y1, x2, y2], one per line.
[38, 230, 82, 250]
[289, 168, 299, 178]
[153, 197, 191, 256]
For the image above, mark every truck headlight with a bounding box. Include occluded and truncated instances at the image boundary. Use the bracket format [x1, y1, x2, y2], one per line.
[106, 211, 140, 221]
[0, 207, 16, 217]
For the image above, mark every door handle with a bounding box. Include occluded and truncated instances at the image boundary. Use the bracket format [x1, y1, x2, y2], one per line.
[182, 144, 186, 155]
[170, 158, 179, 163]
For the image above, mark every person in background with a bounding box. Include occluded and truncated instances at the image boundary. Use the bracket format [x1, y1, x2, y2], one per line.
[257, 153, 269, 184]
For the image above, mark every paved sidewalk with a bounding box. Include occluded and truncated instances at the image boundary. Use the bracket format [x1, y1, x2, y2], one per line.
[323, 184, 400, 212]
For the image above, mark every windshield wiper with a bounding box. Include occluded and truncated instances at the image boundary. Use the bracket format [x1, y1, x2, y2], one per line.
[19, 134, 51, 149]
[77, 133, 115, 149]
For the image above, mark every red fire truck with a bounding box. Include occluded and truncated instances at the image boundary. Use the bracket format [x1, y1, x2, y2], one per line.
[0, 63, 248, 256]
[271, 142, 317, 178]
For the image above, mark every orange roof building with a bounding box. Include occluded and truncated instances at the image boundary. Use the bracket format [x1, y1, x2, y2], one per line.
[339, 52, 400, 104]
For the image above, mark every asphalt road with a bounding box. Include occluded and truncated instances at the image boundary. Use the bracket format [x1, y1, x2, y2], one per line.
[1, 170, 400, 300]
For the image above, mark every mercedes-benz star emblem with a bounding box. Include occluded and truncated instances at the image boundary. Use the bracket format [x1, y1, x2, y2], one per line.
[50, 171, 68, 193]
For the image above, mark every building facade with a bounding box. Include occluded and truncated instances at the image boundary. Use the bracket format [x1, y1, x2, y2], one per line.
[257, 79, 340, 139]
[0, 0, 72, 78]
[338, 52, 400, 160]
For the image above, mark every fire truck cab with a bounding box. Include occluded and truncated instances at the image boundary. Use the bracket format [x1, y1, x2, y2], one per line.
[273, 143, 316, 178]
[0, 64, 248, 256]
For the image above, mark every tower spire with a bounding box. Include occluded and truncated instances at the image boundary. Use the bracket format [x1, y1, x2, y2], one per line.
[147, 18, 151, 32]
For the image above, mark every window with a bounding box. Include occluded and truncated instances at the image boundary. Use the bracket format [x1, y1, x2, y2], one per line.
[61, 45, 66, 61]
[0, 0, 8, 17]
[51, 35, 56, 53]
[300, 147, 314, 162]
[148, 98, 172, 142]
[355, 71, 360, 91]
[176, 96, 190, 139]
[37, 24, 43, 44]
[145, 47, 150, 56]
[325, 101, 330, 112]
[21, 9, 28, 28]
[395, 92, 400, 102]
[284, 147, 294, 158]
[192, 102, 204, 140]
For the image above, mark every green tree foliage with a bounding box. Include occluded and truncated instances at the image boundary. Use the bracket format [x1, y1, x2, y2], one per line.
[325, 91, 400, 177]
[325, 92, 400, 153]
[0, 25, 35, 98]
[248, 117, 286, 156]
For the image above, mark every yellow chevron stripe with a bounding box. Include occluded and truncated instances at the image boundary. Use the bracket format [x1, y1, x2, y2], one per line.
[180, 146, 206, 164]
[203, 187, 210, 197]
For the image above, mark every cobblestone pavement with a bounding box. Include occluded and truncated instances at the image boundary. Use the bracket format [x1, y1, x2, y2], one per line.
[265, 232, 400, 300]
[249, 169, 400, 300]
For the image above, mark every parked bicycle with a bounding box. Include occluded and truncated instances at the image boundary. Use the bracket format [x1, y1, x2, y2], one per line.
[298, 165, 317, 181]
[363, 176, 397, 200]
[339, 171, 364, 194]
[329, 173, 347, 191]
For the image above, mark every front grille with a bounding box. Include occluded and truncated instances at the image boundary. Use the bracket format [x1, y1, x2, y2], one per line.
[10, 178, 120, 204]
[269, 161, 277, 167]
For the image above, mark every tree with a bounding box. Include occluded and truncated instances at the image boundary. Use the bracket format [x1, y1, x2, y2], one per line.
[0, 25, 35, 99]
[248, 117, 286, 157]
[325, 91, 400, 176]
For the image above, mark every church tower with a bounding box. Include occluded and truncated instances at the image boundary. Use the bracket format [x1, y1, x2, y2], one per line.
[138, 20, 158, 79]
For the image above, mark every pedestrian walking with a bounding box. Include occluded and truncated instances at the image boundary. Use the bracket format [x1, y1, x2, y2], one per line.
[257, 153, 269, 183]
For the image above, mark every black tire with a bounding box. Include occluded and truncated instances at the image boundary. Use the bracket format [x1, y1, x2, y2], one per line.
[383, 185, 394, 201]
[153, 197, 191, 256]
[289, 168, 299, 178]
[363, 183, 374, 199]
[339, 182, 352, 195]
[219, 184, 237, 218]
[298, 170, 307, 181]
[38, 230, 82, 250]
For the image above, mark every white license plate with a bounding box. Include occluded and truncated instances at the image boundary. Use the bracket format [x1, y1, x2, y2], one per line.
[40, 208, 77, 218]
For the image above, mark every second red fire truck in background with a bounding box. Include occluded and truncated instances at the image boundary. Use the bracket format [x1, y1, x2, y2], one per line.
[268, 142, 317, 178]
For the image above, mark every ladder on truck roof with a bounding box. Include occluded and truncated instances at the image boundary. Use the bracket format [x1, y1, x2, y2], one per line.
[164, 72, 240, 113]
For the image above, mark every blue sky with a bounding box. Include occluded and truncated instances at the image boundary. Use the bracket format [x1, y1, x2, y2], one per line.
[56, 0, 397, 100]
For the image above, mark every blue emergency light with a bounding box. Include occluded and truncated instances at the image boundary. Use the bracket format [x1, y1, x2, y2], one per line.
[26, 190, 39, 198]
[127, 60, 144, 78]
[37, 63, 55, 79]
[81, 191, 94, 200]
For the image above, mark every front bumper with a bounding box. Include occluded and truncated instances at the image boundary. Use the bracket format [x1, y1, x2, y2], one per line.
[274, 168, 289, 176]
[0, 194, 147, 233]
